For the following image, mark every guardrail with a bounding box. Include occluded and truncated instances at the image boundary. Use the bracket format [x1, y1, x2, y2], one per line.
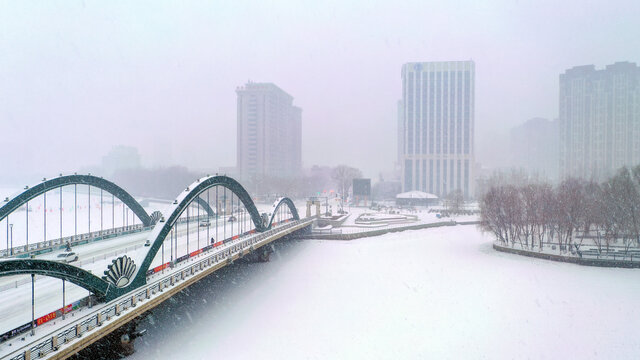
[5, 218, 312, 360]
[0, 215, 222, 259]
[493, 242, 640, 268]
[1, 224, 147, 258]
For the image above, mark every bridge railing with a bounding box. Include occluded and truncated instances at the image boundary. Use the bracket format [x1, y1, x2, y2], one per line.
[0, 214, 219, 258]
[1, 224, 147, 258]
[6, 219, 312, 360]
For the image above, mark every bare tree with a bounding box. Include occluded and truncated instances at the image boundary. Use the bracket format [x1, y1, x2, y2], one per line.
[331, 165, 363, 203]
[606, 168, 640, 253]
[535, 183, 554, 250]
[554, 178, 585, 254]
[445, 189, 464, 214]
[480, 185, 508, 244]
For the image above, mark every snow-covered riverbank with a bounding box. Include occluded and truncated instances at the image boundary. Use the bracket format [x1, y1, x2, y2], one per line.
[129, 225, 640, 359]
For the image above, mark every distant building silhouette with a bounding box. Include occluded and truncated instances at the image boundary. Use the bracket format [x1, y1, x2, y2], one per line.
[400, 61, 475, 198]
[509, 118, 559, 182]
[101, 145, 141, 176]
[236, 82, 302, 182]
[559, 62, 640, 180]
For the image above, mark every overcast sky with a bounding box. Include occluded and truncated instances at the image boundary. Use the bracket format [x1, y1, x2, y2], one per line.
[1, 0, 639, 185]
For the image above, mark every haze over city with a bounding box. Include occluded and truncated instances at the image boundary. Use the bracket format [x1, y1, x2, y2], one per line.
[2, 0, 639, 184]
[2, 1, 640, 359]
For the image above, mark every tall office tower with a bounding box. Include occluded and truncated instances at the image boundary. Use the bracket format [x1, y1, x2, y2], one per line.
[236, 82, 302, 181]
[400, 61, 475, 198]
[559, 62, 640, 180]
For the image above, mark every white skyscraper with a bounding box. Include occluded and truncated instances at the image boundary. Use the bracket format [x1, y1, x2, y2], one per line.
[400, 61, 475, 198]
[236, 82, 302, 181]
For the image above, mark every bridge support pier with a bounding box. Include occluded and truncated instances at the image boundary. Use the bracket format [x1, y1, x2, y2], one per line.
[243, 245, 274, 263]
[73, 318, 146, 359]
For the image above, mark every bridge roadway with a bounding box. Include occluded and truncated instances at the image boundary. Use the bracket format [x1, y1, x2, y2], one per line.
[0, 212, 256, 334]
[2, 217, 313, 360]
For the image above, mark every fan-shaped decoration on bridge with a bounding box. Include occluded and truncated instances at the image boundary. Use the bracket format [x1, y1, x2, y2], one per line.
[103, 256, 137, 288]
[149, 211, 163, 225]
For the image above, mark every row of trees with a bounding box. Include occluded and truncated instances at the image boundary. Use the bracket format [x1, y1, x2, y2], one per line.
[112, 164, 365, 201]
[480, 166, 640, 254]
[245, 165, 363, 200]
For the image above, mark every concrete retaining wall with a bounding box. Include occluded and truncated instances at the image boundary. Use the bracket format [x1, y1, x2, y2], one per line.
[308, 221, 480, 240]
[493, 243, 640, 269]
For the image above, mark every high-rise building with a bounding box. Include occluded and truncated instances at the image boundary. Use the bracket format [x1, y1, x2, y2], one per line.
[509, 118, 559, 182]
[236, 82, 302, 181]
[559, 62, 640, 180]
[400, 61, 475, 198]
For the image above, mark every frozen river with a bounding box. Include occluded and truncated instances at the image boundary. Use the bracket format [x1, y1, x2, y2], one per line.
[128, 225, 640, 359]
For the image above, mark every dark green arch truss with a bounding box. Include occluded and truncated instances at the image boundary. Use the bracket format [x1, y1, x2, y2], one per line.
[267, 197, 300, 228]
[0, 174, 151, 226]
[0, 259, 110, 296]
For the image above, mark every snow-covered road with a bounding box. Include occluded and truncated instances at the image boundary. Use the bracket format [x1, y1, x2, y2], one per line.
[129, 225, 640, 359]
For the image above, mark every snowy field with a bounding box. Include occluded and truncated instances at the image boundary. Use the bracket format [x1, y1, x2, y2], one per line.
[128, 225, 640, 359]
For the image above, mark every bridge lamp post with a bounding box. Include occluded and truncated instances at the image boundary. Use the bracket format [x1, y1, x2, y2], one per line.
[44, 191, 47, 246]
[9, 223, 13, 256]
[31, 274, 35, 335]
[62, 279, 66, 319]
[26, 200, 29, 252]
[74, 184, 77, 238]
[88, 185, 91, 235]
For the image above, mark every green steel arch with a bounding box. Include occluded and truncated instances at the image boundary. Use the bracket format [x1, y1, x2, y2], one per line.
[118, 175, 300, 301]
[0, 174, 152, 226]
[194, 196, 216, 218]
[0, 259, 111, 298]
[128, 176, 265, 291]
[267, 197, 300, 228]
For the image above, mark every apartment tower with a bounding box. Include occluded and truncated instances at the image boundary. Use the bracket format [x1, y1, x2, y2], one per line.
[236, 82, 302, 181]
[559, 62, 640, 180]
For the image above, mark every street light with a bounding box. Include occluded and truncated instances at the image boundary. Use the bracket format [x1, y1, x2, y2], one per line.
[9, 224, 13, 256]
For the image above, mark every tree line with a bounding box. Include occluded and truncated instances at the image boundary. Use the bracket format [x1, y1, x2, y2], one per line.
[480, 166, 640, 254]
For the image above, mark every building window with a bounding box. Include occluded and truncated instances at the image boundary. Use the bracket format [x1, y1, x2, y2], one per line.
[443, 160, 448, 195]
[429, 72, 435, 154]
[422, 72, 428, 154]
[429, 159, 434, 194]
[436, 72, 442, 154]
[405, 159, 413, 190]
[422, 159, 427, 191]
[436, 159, 440, 196]
[408, 72, 414, 155]
[464, 160, 469, 198]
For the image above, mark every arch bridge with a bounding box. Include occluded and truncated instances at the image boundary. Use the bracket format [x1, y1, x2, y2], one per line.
[0, 175, 305, 302]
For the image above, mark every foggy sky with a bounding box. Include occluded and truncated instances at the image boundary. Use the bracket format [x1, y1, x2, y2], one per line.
[1, 0, 639, 185]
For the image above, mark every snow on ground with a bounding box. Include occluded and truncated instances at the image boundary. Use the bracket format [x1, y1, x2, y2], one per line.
[128, 225, 640, 359]
[332, 206, 477, 234]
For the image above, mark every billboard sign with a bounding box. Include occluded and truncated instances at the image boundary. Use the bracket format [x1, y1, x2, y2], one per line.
[352, 178, 371, 197]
